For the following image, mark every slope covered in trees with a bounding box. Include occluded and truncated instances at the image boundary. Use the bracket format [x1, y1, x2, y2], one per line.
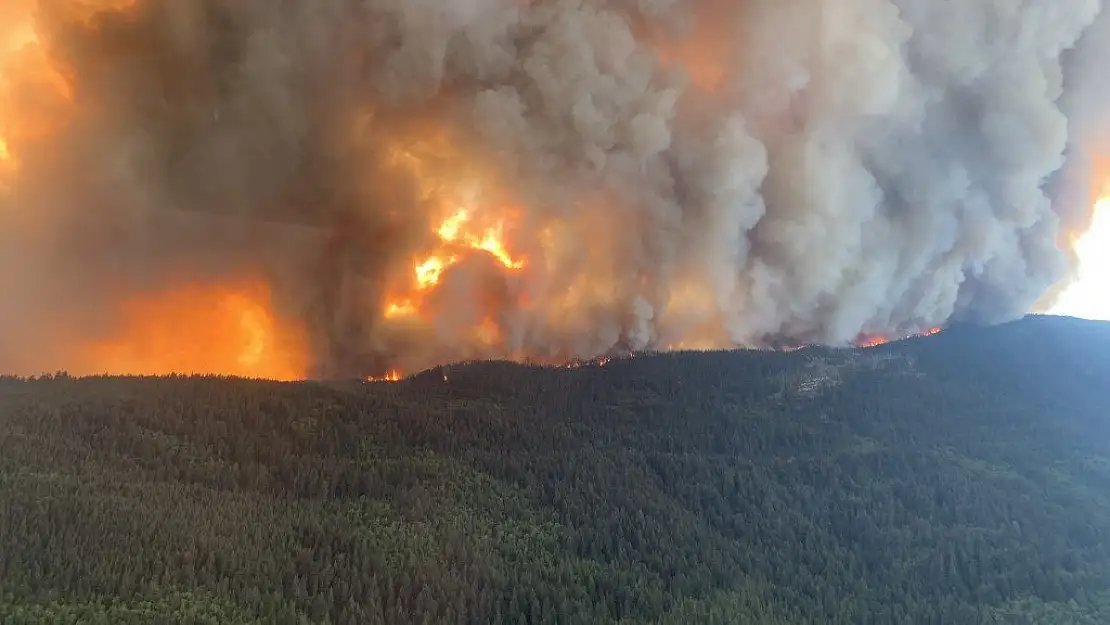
[1, 315, 1109, 624]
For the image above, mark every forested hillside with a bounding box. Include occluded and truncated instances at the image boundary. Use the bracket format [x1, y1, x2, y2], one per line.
[2, 315, 1109, 624]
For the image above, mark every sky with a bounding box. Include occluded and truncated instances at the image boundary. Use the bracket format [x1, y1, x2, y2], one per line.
[1051, 198, 1110, 321]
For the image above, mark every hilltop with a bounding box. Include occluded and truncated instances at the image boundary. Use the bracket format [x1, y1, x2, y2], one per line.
[1, 315, 1109, 624]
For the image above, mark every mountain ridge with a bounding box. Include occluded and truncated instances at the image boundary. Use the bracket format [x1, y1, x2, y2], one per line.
[1, 314, 1109, 624]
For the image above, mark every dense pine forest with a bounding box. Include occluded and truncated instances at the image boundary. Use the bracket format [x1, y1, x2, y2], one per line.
[2, 315, 1109, 624]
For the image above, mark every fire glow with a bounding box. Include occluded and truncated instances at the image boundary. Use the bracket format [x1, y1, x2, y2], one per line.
[366, 329, 947, 384]
[1051, 182, 1110, 321]
[0, 0, 1034, 384]
[383, 207, 526, 322]
[75, 281, 309, 381]
[855, 326, 943, 349]
[0, 0, 1101, 381]
[367, 369, 403, 383]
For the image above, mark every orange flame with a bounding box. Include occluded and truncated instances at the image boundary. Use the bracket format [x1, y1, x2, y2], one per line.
[855, 326, 942, 348]
[0, 3, 313, 381]
[367, 369, 403, 383]
[0, 2, 962, 381]
[77, 280, 309, 380]
[418, 207, 525, 278]
[379, 133, 527, 324]
[856, 335, 891, 348]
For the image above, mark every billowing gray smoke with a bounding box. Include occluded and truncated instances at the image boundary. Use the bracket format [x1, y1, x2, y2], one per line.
[0, 0, 1107, 378]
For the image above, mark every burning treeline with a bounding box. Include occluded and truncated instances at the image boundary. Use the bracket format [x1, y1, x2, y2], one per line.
[0, 0, 1108, 380]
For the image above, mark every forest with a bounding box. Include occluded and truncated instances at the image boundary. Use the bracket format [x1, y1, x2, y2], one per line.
[2, 315, 1109, 624]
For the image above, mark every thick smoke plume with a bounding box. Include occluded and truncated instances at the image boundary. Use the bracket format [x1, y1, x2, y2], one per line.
[0, 0, 1107, 378]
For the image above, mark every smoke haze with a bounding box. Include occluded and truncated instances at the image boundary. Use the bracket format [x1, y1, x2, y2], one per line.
[0, 0, 1107, 378]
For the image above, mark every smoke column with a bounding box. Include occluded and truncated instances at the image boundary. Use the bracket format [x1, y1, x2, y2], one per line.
[0, 0, 1108, 378]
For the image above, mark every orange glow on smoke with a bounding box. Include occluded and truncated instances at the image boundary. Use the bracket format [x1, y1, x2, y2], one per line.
[383, 207, 527, 321]
[0, 137, 11, 192]
[0, 2, 316, 381]
[654, 34, 728, 94]
[1052, 173, 1110, 321]
[379, 133, 527, 324]
[0, 2, 88, 195]
[0, 1, 963, 381]
[1, 6, 77, 109]
[2, 2, 533, 379]
[0, 15, 33, 185]
[64, 0, 140, 23]
[77, 281, 309, 380]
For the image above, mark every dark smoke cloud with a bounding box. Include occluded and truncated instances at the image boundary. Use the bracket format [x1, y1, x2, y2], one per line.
[0, 0, 1107, 377]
